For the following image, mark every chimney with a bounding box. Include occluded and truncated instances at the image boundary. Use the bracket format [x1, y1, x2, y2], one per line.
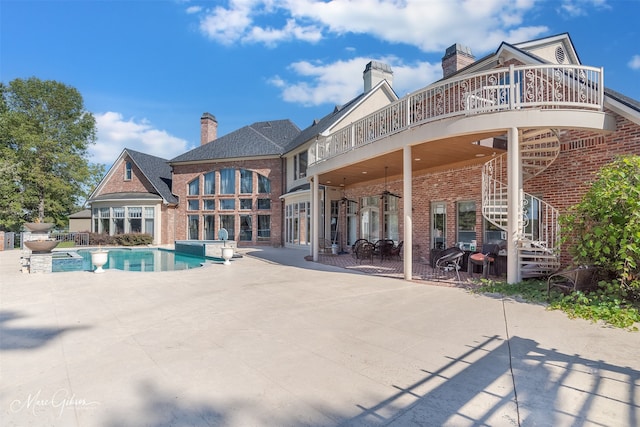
[363, 61, 393, 92]
[442, 43, 475, 78]
[200, 112, 218, 145]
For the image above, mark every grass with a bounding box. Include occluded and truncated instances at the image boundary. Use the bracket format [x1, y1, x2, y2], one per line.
[473, 279, 640, 331]
[56, 241, 76, 248]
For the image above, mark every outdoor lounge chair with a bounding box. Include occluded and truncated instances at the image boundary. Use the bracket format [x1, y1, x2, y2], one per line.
[351, 239, 370, 259]
[547, 266, 601, 297]
[389, 241, 403, 260]
[356, 242, 375, 264]
[434, 246, 465, 282]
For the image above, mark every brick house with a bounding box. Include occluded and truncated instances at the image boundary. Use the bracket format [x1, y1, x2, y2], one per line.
[89, 33, 640, 283]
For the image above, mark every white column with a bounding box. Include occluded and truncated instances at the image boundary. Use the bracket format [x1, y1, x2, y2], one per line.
[312, 175, 319, 262]
[403, 146, 413, 281]
[507, 127, 522, 283]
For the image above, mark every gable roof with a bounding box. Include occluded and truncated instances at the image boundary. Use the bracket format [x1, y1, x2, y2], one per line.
[170, 119, 300, 164]
[88, 148, 177, 205]
[284, 79, 398, 153]
[126, 149, 177, 204]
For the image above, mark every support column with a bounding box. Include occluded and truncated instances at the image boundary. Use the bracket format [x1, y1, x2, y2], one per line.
[507, 127, 522, 284]
[312, 175, 320, 262]
[403, 146, 413, 281]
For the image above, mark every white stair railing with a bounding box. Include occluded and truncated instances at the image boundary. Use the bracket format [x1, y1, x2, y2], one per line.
[482, 129, 561, 278]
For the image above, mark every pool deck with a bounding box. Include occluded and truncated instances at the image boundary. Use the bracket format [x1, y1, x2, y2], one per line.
[1, 246, 639, 426]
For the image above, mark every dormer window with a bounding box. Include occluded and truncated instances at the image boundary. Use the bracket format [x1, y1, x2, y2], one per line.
[125, 161, 132, 181]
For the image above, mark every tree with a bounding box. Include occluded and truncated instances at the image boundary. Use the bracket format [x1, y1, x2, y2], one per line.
[561, 156, 640, 298]
[0, 77, 102, 231]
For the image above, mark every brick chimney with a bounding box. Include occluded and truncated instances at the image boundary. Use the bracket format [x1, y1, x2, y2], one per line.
[200, 112, 218, 145]
[363, 61, 393, 92]
[442, 43, 475, 78]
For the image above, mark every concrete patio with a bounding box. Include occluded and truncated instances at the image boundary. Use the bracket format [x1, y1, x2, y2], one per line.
[1, 246, 638, 426]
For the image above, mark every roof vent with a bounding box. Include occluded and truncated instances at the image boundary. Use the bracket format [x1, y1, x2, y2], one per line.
[555, 46, 566, 64]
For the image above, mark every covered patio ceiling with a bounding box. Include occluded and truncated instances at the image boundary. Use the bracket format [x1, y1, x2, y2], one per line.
[317, 131, 507, 187]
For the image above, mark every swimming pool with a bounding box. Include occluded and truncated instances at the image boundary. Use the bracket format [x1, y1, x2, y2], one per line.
[53, 248, 223, 272]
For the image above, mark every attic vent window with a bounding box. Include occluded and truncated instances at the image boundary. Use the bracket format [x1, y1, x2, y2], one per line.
[555, 46, 566, 64]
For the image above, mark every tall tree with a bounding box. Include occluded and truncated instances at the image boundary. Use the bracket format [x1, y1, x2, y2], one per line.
[0, 77, 100, 231]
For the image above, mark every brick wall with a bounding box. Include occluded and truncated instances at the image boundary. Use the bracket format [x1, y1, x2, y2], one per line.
[98, 156, 156, 195]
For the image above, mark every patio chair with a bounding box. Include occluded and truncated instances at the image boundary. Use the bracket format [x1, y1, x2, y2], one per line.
[547, 266, 601, 297]
[351, 239, 370, 259]
[467, 243, 501, 279]
[374, 239, 395, 261]
[356, 242, 375, 264]
[389, 241, 403, 260]
[434, 246, 465, 282]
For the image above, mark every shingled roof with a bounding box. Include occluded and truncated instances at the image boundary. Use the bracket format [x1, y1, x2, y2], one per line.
[171, 119, 300, 163]
[125, 149, 177, 204]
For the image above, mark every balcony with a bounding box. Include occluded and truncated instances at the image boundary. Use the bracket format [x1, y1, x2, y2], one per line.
[309, 64, 604, 166]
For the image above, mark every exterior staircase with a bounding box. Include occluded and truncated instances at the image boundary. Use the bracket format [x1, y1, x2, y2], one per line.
[482, 129, 561, 278]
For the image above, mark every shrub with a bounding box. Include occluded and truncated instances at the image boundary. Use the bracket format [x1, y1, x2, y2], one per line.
[560, 156, 640, 300]
[114, 233, 153, 246]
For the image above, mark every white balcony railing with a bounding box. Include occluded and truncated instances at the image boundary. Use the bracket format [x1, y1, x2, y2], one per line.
[310, 64, 603, 165]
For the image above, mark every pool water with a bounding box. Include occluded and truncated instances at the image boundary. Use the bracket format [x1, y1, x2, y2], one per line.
[72, 248, 221, 272]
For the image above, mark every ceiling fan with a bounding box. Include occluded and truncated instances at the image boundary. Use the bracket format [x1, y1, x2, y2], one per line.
[380, 166, 401, 199]
[340, 178, 358, 205]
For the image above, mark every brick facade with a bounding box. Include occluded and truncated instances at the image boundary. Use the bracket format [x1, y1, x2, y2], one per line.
[171, 158, 283, 247]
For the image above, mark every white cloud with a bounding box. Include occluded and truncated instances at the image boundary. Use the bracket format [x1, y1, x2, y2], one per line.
[193, 0, 550, 53]
[269, 56, 442, 106]
[559, 0, 610, 17]
[186, 5, 202, 14]
[629, 55, 640, 71]
[91, 112, 192, 165]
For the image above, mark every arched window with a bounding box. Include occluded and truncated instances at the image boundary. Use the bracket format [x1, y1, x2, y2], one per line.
[258, 173, 271, 193]
[220, 169, 235, 194]
[188, 177, 200, 196]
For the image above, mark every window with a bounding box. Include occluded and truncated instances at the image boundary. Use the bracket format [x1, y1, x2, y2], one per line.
[204, 215, 215, 240]
[294, 151, 307, 179]
[258, 174, 270, 194]
[285, 202, 310, 245]
[457, 201, 476, 250]
[360, 196, 380, 243]
[239, 215, 252, 241]
[113, 207, 125, 234]
[432, 202, 446, 249]
[219, 199, 235, 210]
[99, 208, 110, 234]
[220, 169, 235, 194]
[188, 215, 199, 240]
[204, 172, 215, 195]
[188, 178, 200, 196]
[144, 207, 154, 237]
[257, 199, 271, 210]
[383, 195, 399, 242]
[240, 169, 253, 194]
[188, 200, 199, 211]
[346, 200, 358, 246]
[204, 199, 215, 210]
[220, 215, 235, 240]
[258, 215, 270, 239]
[484, 218, 504, 243]
[125, 161, 132, 181]
[128, 207, 142, 233]
[240, 199, 252, 210]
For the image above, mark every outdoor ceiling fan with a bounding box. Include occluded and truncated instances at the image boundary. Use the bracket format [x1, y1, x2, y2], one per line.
[380, 166, 401, 199]
[340, 178, 358, 205]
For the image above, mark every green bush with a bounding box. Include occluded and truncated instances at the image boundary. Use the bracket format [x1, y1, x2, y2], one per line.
[88, 233, 152, 246]
[560, 156, 640, 300]
[114, 233, 153, 246]
[474, 279, 640, 330]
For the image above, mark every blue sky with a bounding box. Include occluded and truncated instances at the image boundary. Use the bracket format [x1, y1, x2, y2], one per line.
[2, 0, 639, 166]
